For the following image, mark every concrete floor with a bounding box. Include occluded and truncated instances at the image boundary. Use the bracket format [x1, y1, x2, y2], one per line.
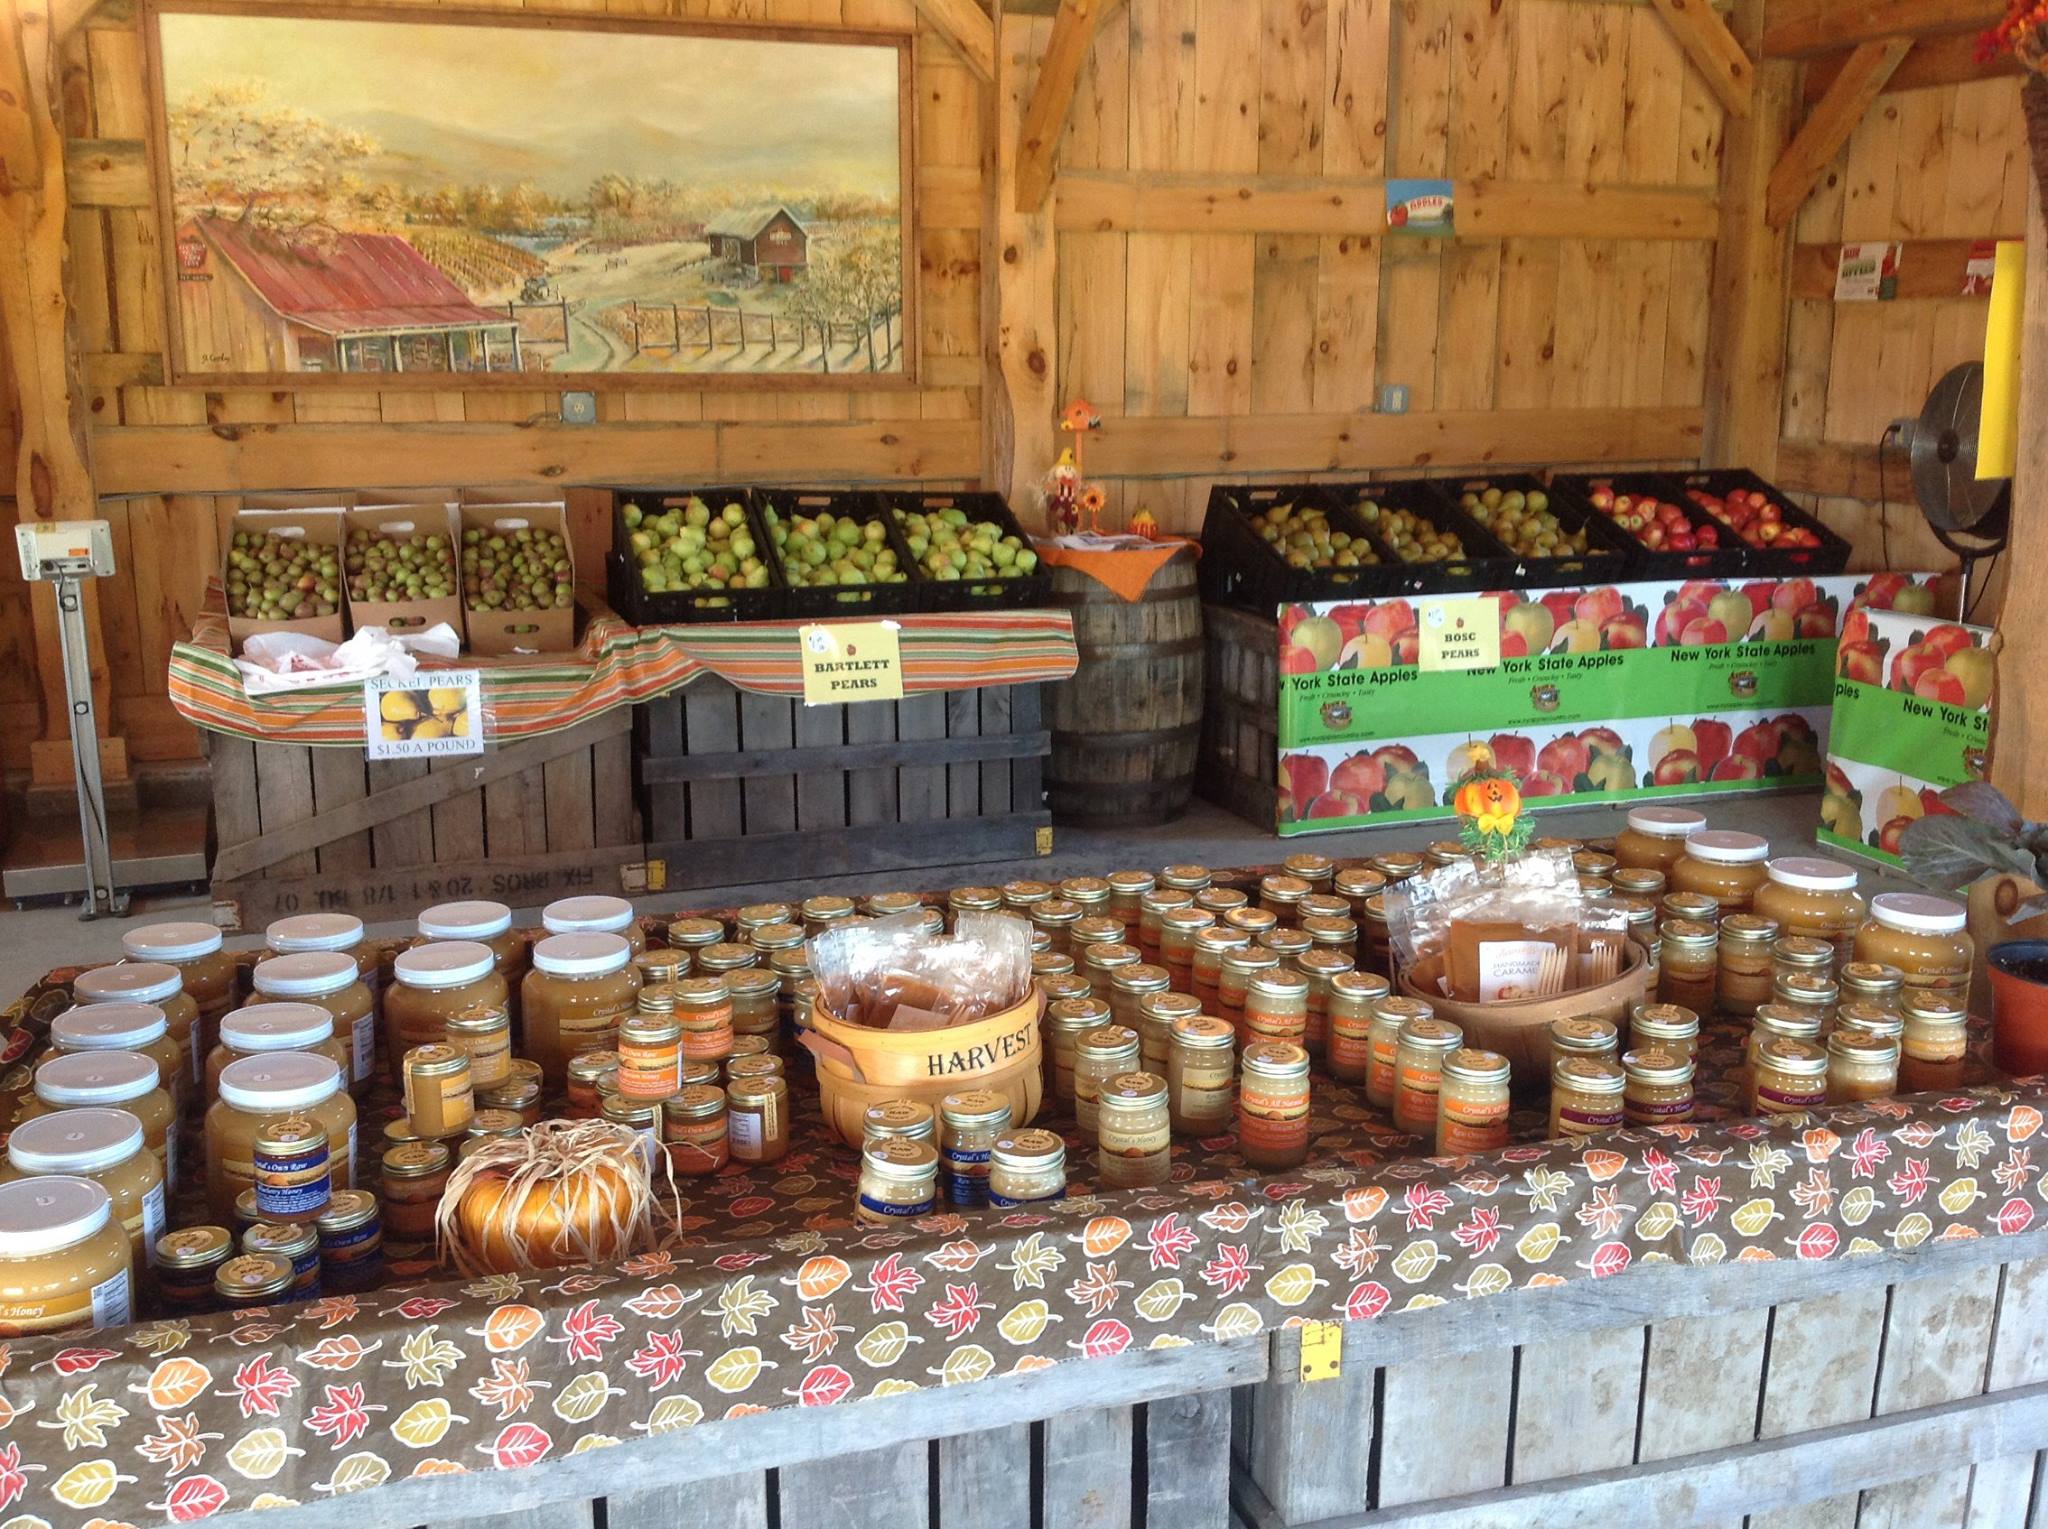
[0, 788, 1903, 998]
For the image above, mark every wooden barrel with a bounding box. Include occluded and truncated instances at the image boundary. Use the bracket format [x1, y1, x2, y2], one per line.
[1044, 548, 1204, 826]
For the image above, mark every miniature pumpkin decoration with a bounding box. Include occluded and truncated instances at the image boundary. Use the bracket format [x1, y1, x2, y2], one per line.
[438, 1119, 669, 1275]
[1453, 766, 1532, 864]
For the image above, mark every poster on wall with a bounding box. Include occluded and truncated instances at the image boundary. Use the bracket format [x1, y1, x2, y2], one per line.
[146, 5, 914, 384]
[1273, 570, 1953, 836]
[1820, 602, 1993, 866]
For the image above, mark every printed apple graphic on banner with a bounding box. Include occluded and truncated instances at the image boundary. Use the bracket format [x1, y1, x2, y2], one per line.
[1488, 734, 1537, 780]
[1691, 719, 1732, 776]
[1821, 762, 1865, 841]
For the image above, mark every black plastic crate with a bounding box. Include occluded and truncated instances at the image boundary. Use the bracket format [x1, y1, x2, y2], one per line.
[1667, 468, 1853, 577]
[1432, 472, 1639, 584]
[1327, 479, 1521, 595]
[752, 488, 925, 620]
[878, 490, 1052, 612]
[1550, 472, 1754, 581]
[606, 486, 786, 625]
[1196, 484, 1408, 612]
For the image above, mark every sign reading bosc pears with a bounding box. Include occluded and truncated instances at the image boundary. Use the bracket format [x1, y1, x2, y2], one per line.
[1417, 596, 1501, 672]
[1271, 570, 1952, 836]
[801, 622, 904, 705]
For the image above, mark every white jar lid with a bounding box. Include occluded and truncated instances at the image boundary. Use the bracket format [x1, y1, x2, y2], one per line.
[219, 1052, 343, 1112]
[266, 913, 364, 953]
[1626, 806, 1708, 839]
[221, 1003, 336, 1053]
[1683, 829, 1770, 864]
[1870, 891, 1967, 935]
[252, 951, 359, 999]
[73, 962, 181, 1006]
[1766, 856, 1860, 892]
[52, 1003, 168, 1051]
[8, 1108, 144, 1175]
[419, 900, 513, 940]
[121, 922, 224, 963]
[543, 896, 634, 936]
[394, 940, 496, 990]
[533, 932, 632, 978]
[0, 1177, 112, 1259]
[35, 1051, 159, 1106]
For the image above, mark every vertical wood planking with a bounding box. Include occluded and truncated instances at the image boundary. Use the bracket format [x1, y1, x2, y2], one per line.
[777, 1439, 929, 1529]
[1244, 1365, 1373, 1522]
[1858, 1262, 2003, 1527]
[1375, 1348, 1513, 1507]
[251, 743, 319, 877]
[977, 683, 1013, 816]
[207, 735, 262, 859]
[1635, 1310, 1769, 1529]
[845, 693, 898, 829]
[1967, 1254, 2048, 1525]
[638, 697, 687, 842]
[309, 748, 372, 873]
[936, 1426, 1032, 1529]
[367, 760, 434, 869]
[542, 744, 596, 854]
[794, 701, 849, 830]
[896, 692, 948, 820]
[605, 1477, 768, 1529]
[590, 726, 637, 847]
[1435, 0, 1510, 410]
[1750, 1286, 1889, 1529]
[1041, 1407, 1133, 1529]
[1510, 1325, 1644, 1484]
[1249, 0, 1325, 417]
[683, 680, 744, 840]
[428, 755, 487, 865]
[944, 686, 981, 818]
[1143, 1390, 1232, 1529]
[738, 692, 797, 837]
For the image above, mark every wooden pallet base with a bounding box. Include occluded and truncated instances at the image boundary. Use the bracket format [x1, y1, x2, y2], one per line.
[212, 845, 644, 928]
[1197, 603, 1280, 830]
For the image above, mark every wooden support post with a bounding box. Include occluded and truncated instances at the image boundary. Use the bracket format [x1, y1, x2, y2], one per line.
[1701, 0, 1797, 473]
[982, 6, 1058, 511]
[1762, 0, 2002, 59]
[1647, 0, 1755, 119]
[1992, 170, 2048, 819]
[0, 0, 127, 786]
[1765, 38, 1913, 228]
[913, 0, 996, 83]
[1011, 0, 1116, 214]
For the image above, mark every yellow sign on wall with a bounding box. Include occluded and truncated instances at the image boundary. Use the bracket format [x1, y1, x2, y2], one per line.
[800, 622, 904, 705]
[1417, 596, 1502, 673]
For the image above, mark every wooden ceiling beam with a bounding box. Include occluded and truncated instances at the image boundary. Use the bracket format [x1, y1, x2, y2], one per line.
[1802, 30, 2018, 102]
[1765, 37, 1912, 227]
[1762, 0, 2001, 59]
[913, 0, 995, 83]
[1648, 0, 1756, 118]
[1012, 0, 1118, 214]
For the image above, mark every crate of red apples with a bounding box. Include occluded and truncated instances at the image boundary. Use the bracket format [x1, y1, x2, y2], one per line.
[1671, 469, 1850, 574]
[1554, 469, 1849, 580]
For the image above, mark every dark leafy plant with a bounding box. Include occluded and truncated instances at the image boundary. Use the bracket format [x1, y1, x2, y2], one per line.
[1898, 781, 2048, 923]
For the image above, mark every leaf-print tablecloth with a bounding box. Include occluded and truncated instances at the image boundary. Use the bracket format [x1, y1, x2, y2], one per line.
[0, 943, 2038, 1525]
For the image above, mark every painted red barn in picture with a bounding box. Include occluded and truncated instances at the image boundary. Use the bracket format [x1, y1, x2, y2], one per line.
[704, 205, 810, 284]
[175, 216, 523, 374]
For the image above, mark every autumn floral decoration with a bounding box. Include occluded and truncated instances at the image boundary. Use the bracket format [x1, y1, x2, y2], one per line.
[1454, 767, 1532, 865]
[1980, 0, 2048, 69]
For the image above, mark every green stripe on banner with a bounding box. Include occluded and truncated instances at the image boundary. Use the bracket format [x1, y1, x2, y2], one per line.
[1826, 677, 1990, 782]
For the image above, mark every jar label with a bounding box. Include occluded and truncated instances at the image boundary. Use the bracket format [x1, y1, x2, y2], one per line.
[164, 1132, 178, 1198]
[730, 1111, 764, 1156]
[1479, 940, 1555, 1002]
[989, 1186, 1065, 1208]
[858, 1193, 935, 1219]
[320, 1220, 382, 1257]
[141, 1181, 166, 1263]
[1557, 1105, 1624, 1132]
[1756, 1084, 1825, 1112]
[351, 1012, 376, 1084]
[1439, 1119, 1509, 1154]
[1627, 1093, 1696, 1121]
[1238, 1108, 1309, 1153]
[91, 1268, 132, 1329]
[0, 1266, 135, 1332]
[945, 1173, 989, 1207]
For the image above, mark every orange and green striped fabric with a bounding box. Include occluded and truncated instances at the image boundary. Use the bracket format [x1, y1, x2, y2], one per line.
[169, 598, 1078, 745]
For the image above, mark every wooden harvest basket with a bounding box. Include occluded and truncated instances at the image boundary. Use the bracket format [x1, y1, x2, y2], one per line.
[1399, 940, 1652, 1082]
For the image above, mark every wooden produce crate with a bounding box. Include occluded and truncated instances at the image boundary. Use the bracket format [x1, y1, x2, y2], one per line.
[1196, 603, 1281, 830]
[207, 712, 640, 928]
[635, 679, 1051, 888]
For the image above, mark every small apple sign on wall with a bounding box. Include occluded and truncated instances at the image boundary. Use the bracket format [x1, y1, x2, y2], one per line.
[1418, 596, 1501, 673]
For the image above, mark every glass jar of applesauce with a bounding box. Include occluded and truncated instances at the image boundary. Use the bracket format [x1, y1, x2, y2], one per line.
[1110, 960, 1172, 1039]
[1393, 1017, 1465, 1137]
[666, 916, 725, 956]
[1136, 991, 1200, 1078]
[49, 1003, 187, 1113]
[1037, 971, 1089, 1007]
[1107, 871, 1155, 932]
[1225, 906, 1280, 944]
[1259, 874, 1312, 925]
[1840, 961, 1906, 1018]
[1074, 1026, 1141, 1136]
[1323, 973, 1390, 1083]
[1301, 913, 1359, 960]
[1856, 893, 1973, 1003]
[0, 1177, 131, 1333]
[1835, 1001, 1905, 1044]
[523, 933, 640, 1088]
[249, 951, 374, 1094]
[544, 895, 643, 955]
[1298, 948, 1357, 1054]
[1753, 857, 1865, 965]
[1370, 852, 1424, 887]
[935, 1091, 1011, 1208]
[1046, 996, 1111, 1102]
[1060, 876, 1114, 917]
[856, 1139, 938, 1226]
[121, 922, 237, 1053]
[1369, 996, 1434, 1109]
[402, 1043, 474, 1140]
[205, 1053, 356, 1223]
[1753, 1037, 1828, 1116]
[1549, 1057, 1626, 1140]
[1615, 806, 1708, 874]
[1623, 1048, 1696, 1126]
[1243, 967, 1310, 1048]
[1000, 880, 1053, 916]
[988, 1129, 1068, 1208]
[1239, 1042, 1312, 1171]
[1097, 1072, 1172, 1189]
[379, 1139, 451, 1242]
[1658, 921, 1718, 1013]
[1079, 942, 1142, 1008]
[1773, 971, 1839, 1032]
[600, 1096, 662, 1173]
[1747, 1002, 1823, 1109]
[1218, 947, 1281, 1033]
[0, 1110, 164, 1267]
[1827, 1030, 1900, 1104]
[1191, 927, 1249, 1011]
[386, 941, 508, 1083]
[1773, 934, 1835, 986]
[23, 1052, 175, 1194]
[1138, 888, 1196, 961]
[1158, 909, 1217, 989]
[1900, 994, 1970, 1092]
[1071, 917, 1126, 957]
[1028, 898, 1081, 957]
[1195, 887, 1248, 920]
[1661, 891, 1721, 932]
[1672, 830, 1772, 914]
[155, 1225, 232, 1312]
[947, 886, 1003, 931]
[1167, 1016, 1235, 1137]
[443, 1000, 512, 1092]
[1358, 895, 1396, 980]
[1630, 1003, 1700, 1065]
[1160, 863, 1213, 896]
[727, 1076, 790, 1165]
[1550, 1016, 1620, 1069]
[863, 1099, 936, 1148]
[265, 912, 374, 990]
[74, 961, 200, 1099]
[661, 1086, 730, 1177]
[1437, 1049, 1511, 1155]
[1716, 914, 1779, 1017]
[1282, 852, 1335, 891]
[1333, 865, 1387, 918]
[565, 1051, 617, 1118]
[1611, 867, 1668, 900]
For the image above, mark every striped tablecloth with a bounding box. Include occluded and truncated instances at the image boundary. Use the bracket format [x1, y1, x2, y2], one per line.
[169, 598, 1078, 745]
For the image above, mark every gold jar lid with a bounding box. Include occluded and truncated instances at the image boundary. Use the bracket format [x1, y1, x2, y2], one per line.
[1283, 852, 1334, 880]
[1100, 1070, 1169, 1108]
[1835, 1001, 1904, 1039]
[478, 1079, 541, 1111]
[1108, 871, 1156, 897]
[1661, 892, 1720, 924]
[1661, 918, 1718, 950]
[1553, 1055, 1625, 1093]
[1368, 852, 1423, 881]
[1033, 953, 1077, 978]
[1622, 1046, 1694, 1086]
[1073, 918, 1129, 948]
[748, 923, 806, 952]
[1579, 877, 1614, 899]
[243, 1220, 317, 1261]
[1225, 907, 1280, 937]
[1241, 1041, 1311, 1079]
[1260, 927, 1313, 957]
[1247, 967, 1310, 1000]
[1841, 960, 1905, 995]
[1300, 913, 1358, 943]
[1329, 971, 1392, 1004]
[1029, 929, 1052, 954]
[1032, 898, 1082, 927]
[1631, 1003, 1700, 1038]
[1196, 888, 1249, 915]
[1298, 948, 1357, 981]
[668, 976, 730, 1011]
[728, 1035, 771, 1060]
[863, 893, 924, 919]
[383, 1117, 425, 1147]
[1047, 996, 1112, 1033]
[1334, 867, 1387, 899]
[1140, 991, 1202, 1024]
[404, 1042, 469, 1078]
[1829, 1030, 1901, 1067]
[1375, 995, 1436, 1026]
[601, 1096, 659, 1128]
[1171, 1014, 1235, 1049]
[736, 902, 797, 931]
[1534, 836, 1582, 853]
[949, 885, 1003, 911]
[992, 1129, 1066, 1170]
[940, 1089, 1011, 1127]
[682, 1060, 723, 1087]
[1260, 873, 1312, 905]
[216, 1253, 294, 1300]
[1077, 1025, 1141, 1061]
[1037, 974, 1092, 1005]
[1082, 942, 1142, 970]
[1574, 851, 1619, 879]
[158, 1224, 232, 1270]
[467, 1109, 524, 1139]
[1060, 877, 1113, 906]
[664, 1084, 727, 1122]
[1757, 1036, 1827, 1075]
[1612, 896, 1658, 929]
[698, 942, 759, 973]
[624, 1006, 681, 1045]
[1111, 962, 1173, 995]
[1193, 927, 1250, 955]
[1299, 894, 1353, 920]
[1397, 1016, 1463, 1052]
[725, 1055, 784, 1082]
[1424, 840, 1472, 868]
[1719, 913, 1781, 947]
[1220, 946, 1282, 975]
[1611, 868, 1667, 896]
[728, 1074, 790, 1106]
[253, 1114, 325, 1159]
[1773, 935, 1834, 969]
[1442, 1047, 1511, 1086]
[863, 1137, 939, 1179]
[235, 1189, 260, 1226]
[769, 948, 813, 979]
[1903, 992, 1969, 1025]
[1160, 863, 1213, 891]
[383, 1139, 451, 1179]
[446, 1002, 511, 1038]
[1776, 972, 1840, 1005]
[864, 1100, 936, 1140]
[666, 917, 725, 949]
[318, 1190, 380, 1235]
[1141, 888, 1196, 916]
[635, 951, 690, 985]
[1000, 880, 1053, 907]
[802, 895, 859, 922]
[1753, 1002, 1823, 1040]
[727, 968, 779, 1000]
[568, 1051, 620, 1083]
[1550, 1016, 1618, 1054]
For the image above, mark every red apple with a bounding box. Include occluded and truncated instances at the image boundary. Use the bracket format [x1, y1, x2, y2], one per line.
[1370, 743, 1421, 776]
[1328, 604, 1370, 642]
[1330, 753, 1388, 802]
[1305, 790, 1366, 820]
[1540, 591, 1582, 630]
[1364, 600, 1418, 641]
[1581, 726, 1627, 757]
[1893, 643, 1945, 693]
[1793, 600, 1837, 639]
[1913, 668, 1967, 705]
[1499, 631, 1529, 659]
[1392, 631, 1420, 666]
[1711, 754, 1763, 782]
[1921, 624, 1974, 658]
[1652, 750, 1702, 786]
[1691, 719, 1733, 775]
[1740, 581, 1779, 617]
[1575, 587, 1625, 627]
[1840, 608, 1872, 646]
[1921, 787, 1958, 817]
[1600, 614, 1647, 650]
[1537, 735, 1592, 782]
[1860, 572, 1910, 610]
[1522, 770, 1570, 798]
[1771, 578, 1818, 616]
[1656, 599, 1709, 646]
[1878, 815, 1914, 855]
[1488, 734, 1538, 780]
[1837, 641, 1884, 685]
[1281, 645, 1321, 675]
[1734, 722, 1785, 765]
[1680, 616, 1729, 647]
[1281, 753, 1329, 805]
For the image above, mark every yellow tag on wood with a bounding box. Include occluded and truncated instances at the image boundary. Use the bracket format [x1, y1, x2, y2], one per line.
[1035, 826, 1055, 856]
[1297, 1319, 1342, 1383]
[800, 622, 904, 705]
[1417, 596, 1501, 673]
[1979, 239, 2026, 481]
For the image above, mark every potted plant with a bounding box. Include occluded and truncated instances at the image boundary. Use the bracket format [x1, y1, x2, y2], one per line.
[1981, 2, 2048, 210]
[1899, 781, 2048, 1072]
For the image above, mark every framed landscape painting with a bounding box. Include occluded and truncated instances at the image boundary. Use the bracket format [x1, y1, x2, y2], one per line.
[143, 4, 915, 385]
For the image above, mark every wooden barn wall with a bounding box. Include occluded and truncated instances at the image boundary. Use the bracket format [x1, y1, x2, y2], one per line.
[1778, 72, 2027, 580]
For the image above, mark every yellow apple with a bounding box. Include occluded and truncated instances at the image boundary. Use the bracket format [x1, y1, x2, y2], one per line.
[1945, 646, 1994, 709]
[1649, 724, 1698, 765]
[1553, 619, 1601, 653]
[1338, 633, 1393, 669]
[1445, 740, 1493, 781]
[1875, 784, 1924, 826]
[1503, 601, 1555, 654]
[1820, 789, 1862, 840]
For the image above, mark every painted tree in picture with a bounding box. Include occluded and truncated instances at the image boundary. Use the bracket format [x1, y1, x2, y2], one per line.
[152, 8, 910, 380]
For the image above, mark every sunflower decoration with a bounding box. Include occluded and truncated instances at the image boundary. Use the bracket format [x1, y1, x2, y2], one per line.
[1077, 483, 1108, 536]
[1453, 767, 1531, 865]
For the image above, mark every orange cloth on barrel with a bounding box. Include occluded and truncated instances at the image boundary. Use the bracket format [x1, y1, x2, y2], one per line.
[1034, 537, 1198, 602]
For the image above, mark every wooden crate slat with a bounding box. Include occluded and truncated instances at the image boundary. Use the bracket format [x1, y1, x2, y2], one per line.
[1243, 1350, 1375, 1521]
[896, 691, 948, 821]
[367, 758, 434, 870]
[206, 734, 261, 854]
[637, 694, 688, 842]
[738, 691, 797, 836]
[1145, 1389, 1234, 1529]
[215, 846, 645, 930]
[1042, 1406, 1134, 1529]
[251, 740, 319, 877]
[776, 1440, 929, 1529]
[1749, 1286, 1888, 1529]
[430, 754, 487, 865]
[979, 684, 1014, 815]
[1010, 681, 1045, 813]
[543, 746, 597, 854]
[605, 1477, 768, 1529]
[794, 699, 849, 832]
[638, 728, 1048, 784]
[1859, 1262, 2004, 1526]
[846, 692, 899, 828]
[1509, 1325, 1643, 1483]
[1968, 1252, 2048, 1525]
[1375, 1348, 1513, 1508]
[936, 1425, 1033, 1529]
[309, 747, 373, 873]
[684, 681, 744, 839]
[1636, 1308, 1771, 1529]
[591, 723, 638, 848]
[945, 683, 982, 819]
[645, 813, 1046, 890]
[444, 1501, 596, 1529]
